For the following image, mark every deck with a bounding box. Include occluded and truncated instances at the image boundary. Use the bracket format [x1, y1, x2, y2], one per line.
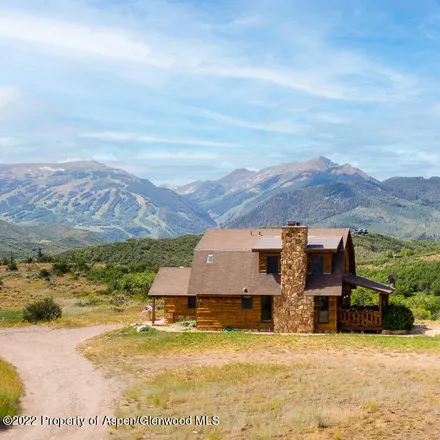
[338, 306, 382, 331]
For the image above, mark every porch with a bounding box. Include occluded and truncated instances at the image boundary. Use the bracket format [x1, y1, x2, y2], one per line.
[338, 306, 382, 331]
[338, 274, 394, 332]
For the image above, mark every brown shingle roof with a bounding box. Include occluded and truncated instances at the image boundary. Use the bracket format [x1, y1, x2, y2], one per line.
[195, 228, 280, 251]
[187, 250, 281, 296]
[252, 235, 342, 251]
[149, 267, 192, 297]
[152, 228, 352, 297]
[304, 279, 343, 296]
[344, 274, 394, 294]
[197, 228, 350, 251]
[304, 248, 345, 296]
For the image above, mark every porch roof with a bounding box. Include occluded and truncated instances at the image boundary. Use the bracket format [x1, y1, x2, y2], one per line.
[304, 274, 343, 296]
[149, 267, 192, 297]
[344, 274, 394, 294]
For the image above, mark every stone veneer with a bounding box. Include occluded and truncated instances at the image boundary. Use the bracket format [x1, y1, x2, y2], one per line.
[273, 225, 314, 333]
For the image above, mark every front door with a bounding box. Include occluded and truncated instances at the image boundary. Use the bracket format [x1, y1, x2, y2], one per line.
[261, 296, 272, 323]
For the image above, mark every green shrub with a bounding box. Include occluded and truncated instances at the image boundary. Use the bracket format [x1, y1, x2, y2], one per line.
[52, 261, 70, 276]
[120, 272, 156, 297]
[23, 297, 62, 323]
[382, 304, 414, 331]
[7, 255, 18, 271]
[39, 268, 51, 280]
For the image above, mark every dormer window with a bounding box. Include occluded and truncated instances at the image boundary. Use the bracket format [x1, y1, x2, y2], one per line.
[206, 254, 213, 264]
[311, 255, 324, 275]
[266, 255, 279, 274]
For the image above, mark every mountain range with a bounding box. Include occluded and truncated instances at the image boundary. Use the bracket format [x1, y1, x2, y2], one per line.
[0, 161, 215, 242]
[175, 157, 440, 239]
[1, 157, 440, 247]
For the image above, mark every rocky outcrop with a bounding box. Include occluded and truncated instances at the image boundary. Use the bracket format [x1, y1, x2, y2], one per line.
[274, 225, 314, 333]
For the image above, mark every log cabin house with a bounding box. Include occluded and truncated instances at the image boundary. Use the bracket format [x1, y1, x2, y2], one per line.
[149, 222, 394, 332]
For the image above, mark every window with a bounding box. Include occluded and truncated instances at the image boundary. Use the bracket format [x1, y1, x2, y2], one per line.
[206, 254, 213, 264]
[266, 255, 279, 274]
[242, 296, 253, 310]
[187, 296, 196, 309]
[311, 255, 324, 275]
[261, 296, 272, 322]
[318, 296, 329, 324]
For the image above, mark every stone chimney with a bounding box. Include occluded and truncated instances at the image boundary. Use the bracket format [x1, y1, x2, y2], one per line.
[273, 222, 314, 333]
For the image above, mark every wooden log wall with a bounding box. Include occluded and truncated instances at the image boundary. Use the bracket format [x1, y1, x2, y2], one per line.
[313, 296, 338, 332]
[164, 296, 196, 323]
[196, 296, 272, 331]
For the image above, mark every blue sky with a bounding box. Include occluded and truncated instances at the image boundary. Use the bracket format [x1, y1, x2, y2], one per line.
[1, 0, 440, 185]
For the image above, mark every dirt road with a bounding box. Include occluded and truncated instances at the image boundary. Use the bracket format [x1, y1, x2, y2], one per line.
[0, 325, 121, 440]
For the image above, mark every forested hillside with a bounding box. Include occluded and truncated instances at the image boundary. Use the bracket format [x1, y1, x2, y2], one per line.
[0, 219, 106, 259]
[353, 234, 440, 320]
[56, 234, 202, 267]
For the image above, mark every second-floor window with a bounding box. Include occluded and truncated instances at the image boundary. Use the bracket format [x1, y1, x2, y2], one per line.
[311, 255, 324, 275]
[266, 255, 279, 274]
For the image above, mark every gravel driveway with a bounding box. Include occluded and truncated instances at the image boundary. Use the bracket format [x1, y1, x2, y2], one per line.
[0, 325, 121, 440]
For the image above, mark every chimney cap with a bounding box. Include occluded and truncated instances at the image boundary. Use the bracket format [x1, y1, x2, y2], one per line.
[286, 220, 301, 226]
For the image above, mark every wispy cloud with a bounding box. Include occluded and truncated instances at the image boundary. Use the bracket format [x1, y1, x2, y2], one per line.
[204, 66, 357, 101]
[136, 152, 220, 160]
[0, 11, 167, 66]
[0, 0, 439, 184]
[194, 109, 305, 134]
[80, 131, 241, 147]
[0, 86, 19, 109]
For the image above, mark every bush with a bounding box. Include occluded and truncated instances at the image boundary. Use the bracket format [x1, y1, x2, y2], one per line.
[120, 272, 156, 297]
[7, 255, 18, 271]
[382, 304, 414, 331]
[52, 261, 70, 276]
[23, 297, 62, 323]
[39, 269, 51, 280]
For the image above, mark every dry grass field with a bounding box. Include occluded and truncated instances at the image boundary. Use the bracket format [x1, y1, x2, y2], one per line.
[82, 327, 440, 440]
[2, 265, 440, 439]
[0, 357, 23, 421]
[0, 265, 146, 327]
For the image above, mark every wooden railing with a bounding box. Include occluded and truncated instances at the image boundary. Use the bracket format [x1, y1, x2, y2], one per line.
[338, 307, 381, 331]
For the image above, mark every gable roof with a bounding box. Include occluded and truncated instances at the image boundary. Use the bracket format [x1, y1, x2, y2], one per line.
[149, 267, 192, 297]
[196, 228, 350, 252]
[150, 227, 353, 297]
[195, 228, 280, 251]
[187, 227, 350, 297]
[252, 235, 342, 251]
[187, 250, 281, 296]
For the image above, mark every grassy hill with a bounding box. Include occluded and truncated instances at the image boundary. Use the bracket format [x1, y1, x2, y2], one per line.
[352, 233, 440, 319]
[55, 234, 203, 267]
[0, 219, 106, 259]
[353, 232, 440, 262]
